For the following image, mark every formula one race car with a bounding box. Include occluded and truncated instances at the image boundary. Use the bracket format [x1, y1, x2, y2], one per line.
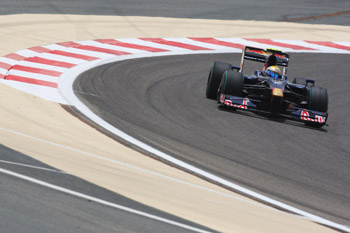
[206, 46, 328, 128]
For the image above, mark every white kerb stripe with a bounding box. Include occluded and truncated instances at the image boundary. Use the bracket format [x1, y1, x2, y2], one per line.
[0, 68, 8, 75]
[120, 38, 190, 52]
[14, 49, 39, 58]
[0, 57, 18, 65]
[42, 44, 113, 59]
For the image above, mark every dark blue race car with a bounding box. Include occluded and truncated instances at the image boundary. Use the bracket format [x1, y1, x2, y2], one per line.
[206, 46, 328, 128]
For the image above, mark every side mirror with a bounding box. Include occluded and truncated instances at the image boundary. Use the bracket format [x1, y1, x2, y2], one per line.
[306, 79, 315, 87]
[231, 65, 241, 72]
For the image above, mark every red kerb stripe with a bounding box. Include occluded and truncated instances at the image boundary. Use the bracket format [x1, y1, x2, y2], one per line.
[29, 46, 52, 53]
[0, 74, 5, 79]
[305, 41, 350, 51]
[59, 41, 131, 56]
[0, 62, 12, 70]
[6, 75, 58, 88]
[11, 65, 62, 77]
[189, 38, 244, 49]
[245, 39, 316, 50]
[95, 39, 169, 52]
[140, 38, 213, 51]
[25, 57, 75, 68]
[58, 41, 82, 48]
[75, 45, 131, 55]
[49, 50, 98, 61]
[4, 53, 26, 61]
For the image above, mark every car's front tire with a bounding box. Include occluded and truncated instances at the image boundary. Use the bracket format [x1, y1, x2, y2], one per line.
[305, 87, 328, 127]
[206, 61, 232, 100]
[217, 70, 244, 108]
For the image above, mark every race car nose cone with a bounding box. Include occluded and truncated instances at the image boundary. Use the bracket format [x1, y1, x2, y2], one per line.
[272, 88, 284, 97]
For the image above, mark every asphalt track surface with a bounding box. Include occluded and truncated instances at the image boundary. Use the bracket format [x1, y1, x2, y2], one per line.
[0, 144, 216, 233]
[1, 0, 350, 25]
[74, 53, 350, 226]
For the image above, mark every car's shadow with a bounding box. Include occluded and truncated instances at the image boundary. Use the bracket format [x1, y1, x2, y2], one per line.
[218, 107, 328, 132]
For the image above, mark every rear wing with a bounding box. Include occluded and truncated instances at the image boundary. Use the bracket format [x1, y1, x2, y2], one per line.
[239, 46, 290, 75]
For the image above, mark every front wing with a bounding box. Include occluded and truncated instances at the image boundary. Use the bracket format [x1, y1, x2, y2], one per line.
[218, 94, 328, 125]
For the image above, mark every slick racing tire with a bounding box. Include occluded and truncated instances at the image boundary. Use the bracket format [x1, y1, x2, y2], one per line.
[217, 70, 244, 108]
[206, 61, 232, 100]
[306, 87, 328, 127]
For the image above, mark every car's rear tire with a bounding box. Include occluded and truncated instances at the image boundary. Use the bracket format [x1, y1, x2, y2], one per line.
[206, 61, 232, 100]
[305, 87, 328, 127]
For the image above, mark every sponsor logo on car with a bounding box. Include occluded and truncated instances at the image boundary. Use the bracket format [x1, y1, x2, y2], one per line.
[301, 109, 326, 123]
[224, 99, 248, 109]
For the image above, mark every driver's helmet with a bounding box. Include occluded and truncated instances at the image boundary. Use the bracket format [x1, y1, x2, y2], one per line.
[266, 66, 281, 79]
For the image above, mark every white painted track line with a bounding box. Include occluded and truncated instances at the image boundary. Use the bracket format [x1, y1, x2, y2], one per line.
[0, 159, 66, 173]
[0, 168, 213, 233]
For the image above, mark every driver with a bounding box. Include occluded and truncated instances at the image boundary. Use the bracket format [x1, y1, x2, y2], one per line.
[265, 66, 281, 79]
